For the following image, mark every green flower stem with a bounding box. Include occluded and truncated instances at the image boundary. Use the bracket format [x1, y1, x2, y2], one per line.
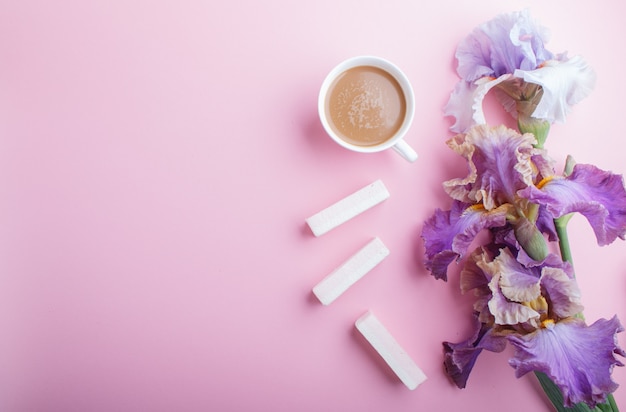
[555, 214, 574, 266]
[518, 112, 550, 149]
[535, 370, 618, 412]
[607, 395, 620, 412]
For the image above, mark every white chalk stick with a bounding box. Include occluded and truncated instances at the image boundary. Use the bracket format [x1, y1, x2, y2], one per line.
[355, 310, 427, 390]
[313, 237, 389, 305]
[306, 180, 390, 236]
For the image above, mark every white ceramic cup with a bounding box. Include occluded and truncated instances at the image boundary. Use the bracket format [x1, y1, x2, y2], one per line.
[318, 56, 417, 162]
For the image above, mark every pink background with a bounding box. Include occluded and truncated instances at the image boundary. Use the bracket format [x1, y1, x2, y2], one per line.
[1, 1, 625, 411]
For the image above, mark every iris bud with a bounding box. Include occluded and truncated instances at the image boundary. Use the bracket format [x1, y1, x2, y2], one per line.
[517, 112, 551, 149]
[513, 217, 549, 261]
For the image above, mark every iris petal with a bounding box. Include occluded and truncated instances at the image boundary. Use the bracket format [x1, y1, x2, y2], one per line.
[508, 317, 625, 408]
[460, 246, 498, 323]
[514, 55, 596, 123]
[493, 249, 541, 303]
[421, 201, 509, 281]
[455, 9, 553, 81]
[444, 75, 511, 133]
[443, 312, 508, 388]
[444, 80, 476, 133]
[488, 278, 540, 327]
[460, 246, 494, 294]
[539, 266, 583, 319]
[478, 249, 541, 326]
[444, 125, 538, 210]
[520, 163, 626, 245]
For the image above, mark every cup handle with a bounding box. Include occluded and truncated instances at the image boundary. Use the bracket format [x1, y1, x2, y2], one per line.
[392, 139, 418, 162]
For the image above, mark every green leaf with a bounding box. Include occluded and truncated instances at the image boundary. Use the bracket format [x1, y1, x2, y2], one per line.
[534, 371, 618, 412]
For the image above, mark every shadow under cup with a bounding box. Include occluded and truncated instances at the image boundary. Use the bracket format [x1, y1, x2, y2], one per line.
[318, 56, 417, 162]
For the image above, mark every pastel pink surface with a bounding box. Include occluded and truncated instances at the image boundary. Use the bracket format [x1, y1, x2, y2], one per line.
[1, 1, 625, 411]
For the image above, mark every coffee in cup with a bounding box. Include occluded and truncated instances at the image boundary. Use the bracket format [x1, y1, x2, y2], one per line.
[318, 56, 417, 162]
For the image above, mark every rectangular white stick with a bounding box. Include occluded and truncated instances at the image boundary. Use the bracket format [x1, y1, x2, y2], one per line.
[306, 180, 390, 236]
[355, 310, 427, 390]
[312, 237, 389, 305]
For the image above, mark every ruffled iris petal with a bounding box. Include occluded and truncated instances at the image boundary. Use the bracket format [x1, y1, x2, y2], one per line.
[520, 163, 626, 245]
[508, 317, 625, 408]
[492, 248, 541, 303]
[443, 312, 508, 388]
[444, 125, 538, 210]
[455, 9, 553, 81]
[460, 246, 495, 294]
[478, 249, 540, 325]
[514, 55, 596, 123]
[539, 266, 583, 319]
[444, 80, 476, 133]
[460, 246, 499, 323]
[421, 201, 509, 281]
[444, 75, 511, 133]
[489, 278, 540, 326]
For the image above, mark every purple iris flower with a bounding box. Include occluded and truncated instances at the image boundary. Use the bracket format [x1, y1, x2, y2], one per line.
[428, 9, 622, 410]
[421, 124, 626, 407]
[443, 246, 625, 408]
[422, 124, 626, 282]
[445, 10, 596, 132]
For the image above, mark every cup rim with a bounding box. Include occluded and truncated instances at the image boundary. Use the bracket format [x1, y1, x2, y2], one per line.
[318, 56, 415, 153]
